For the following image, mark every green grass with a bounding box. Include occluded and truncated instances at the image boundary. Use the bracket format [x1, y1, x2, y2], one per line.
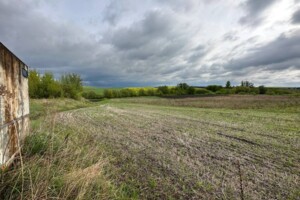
[1, 95, 299, 199]
[83, 86, 125, 95]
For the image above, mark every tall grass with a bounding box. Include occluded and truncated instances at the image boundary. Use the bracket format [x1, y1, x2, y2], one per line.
[0, 99, 128, 200]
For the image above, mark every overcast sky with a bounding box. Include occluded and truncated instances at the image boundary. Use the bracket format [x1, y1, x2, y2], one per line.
[1, 0, 300, 87]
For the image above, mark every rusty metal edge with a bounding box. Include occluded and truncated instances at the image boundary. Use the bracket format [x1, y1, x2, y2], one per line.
[0, 42, 29, 67]
[0, 42, 30, 171]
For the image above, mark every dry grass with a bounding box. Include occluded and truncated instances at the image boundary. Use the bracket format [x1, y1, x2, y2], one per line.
[1, 96, 300, 199]
[56, 96, 300, 199]
[0, 99, 120, 200]
[112, 95, 300, 111]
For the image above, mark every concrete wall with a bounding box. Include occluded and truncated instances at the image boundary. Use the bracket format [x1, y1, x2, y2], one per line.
[0, 43, 29, 166]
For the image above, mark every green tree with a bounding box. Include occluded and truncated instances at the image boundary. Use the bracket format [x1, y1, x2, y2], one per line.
[177, 83, 189, 90]
[28, 70, 41, 98]
[60, 73, 83, 99]
[241, 81, 254, 88]
[40, 72, 61, 98]
[225, 81, 231, 88]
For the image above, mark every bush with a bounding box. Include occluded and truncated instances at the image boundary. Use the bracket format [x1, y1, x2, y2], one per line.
[233, 86, 258, 94]
[258, 85, 267, 94]
[187, 87, 196, 95]
[82, 91, 102, 99]
[157, 86, 169, 95]
[195, 88, 212, 95]
[138, 88, 146, 96]
[104, 89, 114, 98]
[146, 88, 157, 96]
[206, 85, 223, 92]
[233, 86, 250, 94]
[216, 88, 232, 94]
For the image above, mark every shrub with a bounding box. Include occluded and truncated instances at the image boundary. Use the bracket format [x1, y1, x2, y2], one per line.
[112, 90, 120, 98]
[233, 86, 258, 94]
[157, 86, 169, 95]
[104, 89, 114, 98]
[206, 85, 223, 92]
[216, 88, 231, 94]
[82, 91, 102, 99]
[146, 88, 157, 96]
[258, 85, 267, 94]
[138, 88, 146, 96]
[187, 87, 196, 95]
[195, 88, 212, 95]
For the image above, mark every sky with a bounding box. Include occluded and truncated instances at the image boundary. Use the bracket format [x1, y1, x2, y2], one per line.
[0, 0, 300, 87]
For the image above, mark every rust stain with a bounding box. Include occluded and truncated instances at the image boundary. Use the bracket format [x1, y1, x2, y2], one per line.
[0, 42, 30, 166]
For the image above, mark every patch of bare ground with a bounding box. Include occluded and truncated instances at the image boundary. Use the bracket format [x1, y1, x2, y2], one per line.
[57, 99, 300, 199]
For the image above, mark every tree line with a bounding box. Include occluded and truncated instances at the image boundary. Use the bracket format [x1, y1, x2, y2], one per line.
[29, 70, 83, 99]
[29, 69, 297, 100]
[100, 81, 269, 99]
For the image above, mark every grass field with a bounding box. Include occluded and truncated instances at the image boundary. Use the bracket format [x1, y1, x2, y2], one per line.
[83, 86, 122, 95]
[1, 95, 300, 199]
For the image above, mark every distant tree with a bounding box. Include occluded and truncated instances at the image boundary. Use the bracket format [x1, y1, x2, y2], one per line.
[258, 85, 267, 94]
[225, 81, 231, 88]
[177, 83, 189, 90]
[241, 81, 254, 88]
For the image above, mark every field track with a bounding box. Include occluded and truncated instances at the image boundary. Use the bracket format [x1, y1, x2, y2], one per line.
[56, 97, 300, 199]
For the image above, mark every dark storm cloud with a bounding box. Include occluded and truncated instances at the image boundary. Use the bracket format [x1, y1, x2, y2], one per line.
[292, 8, 300, 24]
[0, 0, 298, 86]
[239, 0, 278, 26]
[106, 10, 176, 51]
[0, 0, 98, 69]
[0, 0, 128, 86]
[226, 30, 300, 73]
[103, 9, 197, 73]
